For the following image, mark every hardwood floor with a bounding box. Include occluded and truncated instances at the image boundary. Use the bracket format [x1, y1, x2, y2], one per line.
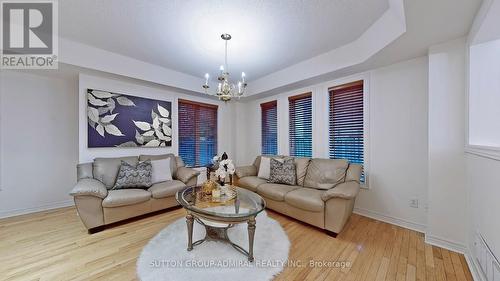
[0, 207, 473, 281]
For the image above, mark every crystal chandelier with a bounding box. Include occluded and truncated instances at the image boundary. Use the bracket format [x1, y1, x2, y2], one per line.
[202, 34, 247, 102]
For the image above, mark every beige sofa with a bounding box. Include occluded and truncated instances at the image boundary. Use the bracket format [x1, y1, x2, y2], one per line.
[69, 154, 199, 232]
[235, 156, 361, 236]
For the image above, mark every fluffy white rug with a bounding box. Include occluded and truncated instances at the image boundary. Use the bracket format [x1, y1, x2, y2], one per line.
[137, 210, 290, 281]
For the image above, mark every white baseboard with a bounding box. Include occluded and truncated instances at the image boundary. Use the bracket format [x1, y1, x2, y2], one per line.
[464, 249, 486, 281]
[425, 234, 467, 254]
[353, 207, 427, 233]
[0, 199, 74, 219]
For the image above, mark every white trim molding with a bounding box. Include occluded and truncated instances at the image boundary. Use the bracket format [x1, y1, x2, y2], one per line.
[425, 235, 467, 254]
[465, 249, 488, 281]
[354, 207, 426, 233]
[465, 145, 500, 161]
[0, 200, 74, 219]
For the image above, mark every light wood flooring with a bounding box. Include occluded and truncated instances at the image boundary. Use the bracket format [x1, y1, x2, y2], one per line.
[0, 207, 473, 281]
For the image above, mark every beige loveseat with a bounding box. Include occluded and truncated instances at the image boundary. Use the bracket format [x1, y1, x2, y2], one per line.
[70, 154, 199, 232]
[235, 156, 361, 236]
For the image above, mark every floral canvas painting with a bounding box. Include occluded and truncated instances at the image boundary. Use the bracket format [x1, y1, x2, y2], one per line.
[87, 89, 172, 148]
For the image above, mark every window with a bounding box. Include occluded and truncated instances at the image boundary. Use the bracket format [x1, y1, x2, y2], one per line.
[289, 93, 312, 157]
[329, 81, 364, 179]
[261, 100, 278, 155]
[178, 99, 218, 167]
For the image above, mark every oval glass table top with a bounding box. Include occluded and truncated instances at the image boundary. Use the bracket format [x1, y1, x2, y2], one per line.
[176, 185, 266, 219]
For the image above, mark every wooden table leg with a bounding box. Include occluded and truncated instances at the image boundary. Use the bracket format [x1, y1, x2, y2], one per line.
[186, 213, 194, 251]
[247, 217, 256, 262]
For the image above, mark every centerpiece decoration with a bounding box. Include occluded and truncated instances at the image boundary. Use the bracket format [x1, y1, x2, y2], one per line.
[212, 152, 235, 186]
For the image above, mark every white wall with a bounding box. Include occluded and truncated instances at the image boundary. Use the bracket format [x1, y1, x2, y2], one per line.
[78, 73, 236, 164]
[0, 71, 78, 218]
[426, 38, 468, 250]
[236, 57, 429, 231]
[468, 39, 500, 147]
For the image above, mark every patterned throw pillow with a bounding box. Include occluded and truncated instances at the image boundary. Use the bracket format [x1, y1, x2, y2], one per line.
[113, 160, 153, 190]
[268, 158, 297, 185]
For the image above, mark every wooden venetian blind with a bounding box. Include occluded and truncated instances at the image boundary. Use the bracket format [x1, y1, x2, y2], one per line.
[329, 81, 364, 179]
[178, 99, 218, 167]
[261, 100, 278, 155]
[289, 93, 312, 157]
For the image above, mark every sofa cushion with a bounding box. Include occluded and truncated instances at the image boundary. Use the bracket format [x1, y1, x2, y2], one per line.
[257, 183, 300, 201]
[150, 158, 173, 184]
[139, 154, 176, 177]
[102, 189, 151, 208]
[238, 176, 267, 192]
[112, 160, 153, 190]
[285, 188, 324, 212]
[294, 157, 311, 186]
[303, 159, 349, 190]
[148, 180, 186, 199]
[93, 156, 139, 189]
[269, 158, 296, 185]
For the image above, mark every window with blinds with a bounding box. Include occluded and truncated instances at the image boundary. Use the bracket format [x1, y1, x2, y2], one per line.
[329, 81, 364, 180]
[178, 99, 218, 167]
[261, 100, 278, 155]
[289, 93, 312, 157]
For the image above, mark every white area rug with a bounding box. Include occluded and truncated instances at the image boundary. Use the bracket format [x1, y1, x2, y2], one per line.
[137, 210, 290, 281]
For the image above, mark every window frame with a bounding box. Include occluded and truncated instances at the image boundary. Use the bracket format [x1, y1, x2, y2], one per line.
[177, 98, 218, 168]
[261, 100, 278, 155]
[326, 76, 370, 188]
[288, 92, 313, 158]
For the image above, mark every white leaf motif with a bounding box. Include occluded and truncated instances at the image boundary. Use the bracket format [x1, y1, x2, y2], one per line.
[133, 121, 151, 131]
[107, 98, 116, 114]
[96, 124, 105, 137]
[100, 113, 118, 123]
[91, 90, 115, 99]
[152, 116, 160, 129]
[117, 96, 135, 106]
[135, 130, 145, 144]
[162, 124, 172, 136]
[160, 142, 166, 147]
[87, 93, 108, 106]
[155, 128, 168, 140]
[157, 104, 170, 118]
[145, 139, 160, 147]
[142, 130, 155, 137]
[104, 124, 124, 136]
[116, 141, 138, 147]
[87, 107, 99, 123]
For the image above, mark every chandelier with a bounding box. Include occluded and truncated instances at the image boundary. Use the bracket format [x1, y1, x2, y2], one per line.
[202, 33, 247, 102]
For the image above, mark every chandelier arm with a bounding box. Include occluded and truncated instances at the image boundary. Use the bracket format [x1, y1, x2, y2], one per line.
[224, 39, 228, 74]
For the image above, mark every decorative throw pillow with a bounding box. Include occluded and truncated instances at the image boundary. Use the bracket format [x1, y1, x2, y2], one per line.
[268, 158, 297, 185]
[112, 160, 152, 190]
[150, 159, 172, 184]
[257, 156, 284, 180]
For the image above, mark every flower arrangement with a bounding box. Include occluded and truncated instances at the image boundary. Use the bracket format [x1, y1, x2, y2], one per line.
[212, 153, 235, 185]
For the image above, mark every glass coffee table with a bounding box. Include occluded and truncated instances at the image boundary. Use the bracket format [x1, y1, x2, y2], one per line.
[176, 185, 266, 261]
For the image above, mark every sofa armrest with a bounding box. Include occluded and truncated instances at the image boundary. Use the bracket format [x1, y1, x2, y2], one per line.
[321, 181, 360, 201]
[176, 167, 200, 184]
[235, 165, 257, 178]
[70, 178, 108, 199]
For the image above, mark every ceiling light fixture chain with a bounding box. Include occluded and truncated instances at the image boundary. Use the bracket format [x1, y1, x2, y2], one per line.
[202, 33, 246, 102]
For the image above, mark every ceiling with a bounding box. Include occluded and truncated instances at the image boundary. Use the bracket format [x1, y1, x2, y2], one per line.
[59, 0, 389, 82]
[58, 0, 483, 97]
